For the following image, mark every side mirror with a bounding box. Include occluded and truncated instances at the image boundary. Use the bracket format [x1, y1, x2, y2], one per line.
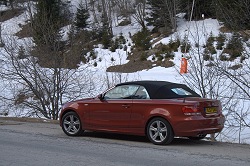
[97, 94, 104, 100]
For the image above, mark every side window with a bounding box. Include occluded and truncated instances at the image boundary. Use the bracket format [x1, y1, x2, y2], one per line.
[134, 86, 150, 99]
[104, 85, 139, 99]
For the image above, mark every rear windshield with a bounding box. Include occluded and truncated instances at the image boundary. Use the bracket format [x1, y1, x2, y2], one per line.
[153, 84, 200, 99]
[171, 88, 193, 96]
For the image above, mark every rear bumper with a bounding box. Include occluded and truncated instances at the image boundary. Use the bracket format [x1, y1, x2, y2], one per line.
[172, 114, 225, 137]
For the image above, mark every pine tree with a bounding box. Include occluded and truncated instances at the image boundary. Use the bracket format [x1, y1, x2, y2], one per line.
[146, 0, 178, 32]
[146, 0, 170, 29]
[32, 0, 65, 48]
[18, 45, 26, 59]
[0, 0, 7, 6]
[75, 3, 89, 29]
[216, 0, 250, 30]
[180, 0, 216, 20]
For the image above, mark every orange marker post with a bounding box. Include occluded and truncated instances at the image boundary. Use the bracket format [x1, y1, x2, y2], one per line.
[180, 57, 188, 74]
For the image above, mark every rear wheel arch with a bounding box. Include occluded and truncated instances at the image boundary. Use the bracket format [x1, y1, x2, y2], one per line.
[145, 116, 175, 136]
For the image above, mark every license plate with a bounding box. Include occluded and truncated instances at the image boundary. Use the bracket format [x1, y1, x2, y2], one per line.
[205, 107, 217, 114]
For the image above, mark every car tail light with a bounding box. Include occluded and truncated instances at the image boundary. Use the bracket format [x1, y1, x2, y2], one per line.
[182, 105, 201, 116]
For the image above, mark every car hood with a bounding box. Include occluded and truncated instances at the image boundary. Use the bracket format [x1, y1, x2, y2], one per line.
[73, 97, 95, 103]
[62, 97, 96, 109]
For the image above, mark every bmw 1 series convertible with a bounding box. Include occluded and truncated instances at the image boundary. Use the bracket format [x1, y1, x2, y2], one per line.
[60, 81, 225, 145]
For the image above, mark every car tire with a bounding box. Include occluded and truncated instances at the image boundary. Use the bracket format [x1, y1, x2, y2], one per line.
[188, 134, 207, 140]
[147, 117, 174, 145]
[62, 112, 83, 136]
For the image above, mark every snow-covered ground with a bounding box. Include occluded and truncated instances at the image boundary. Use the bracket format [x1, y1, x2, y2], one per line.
[90, 17, 222, 84]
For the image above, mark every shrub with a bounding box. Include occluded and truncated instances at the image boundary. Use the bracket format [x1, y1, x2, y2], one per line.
[18, 45, 26, 59]
[119, 33, 126, 44]
[216, 43, 224, 50]
[169, 38, 180, 52]
[223, 33, 243, 61]
[207, 33, 215, 46]
[219, 54, 229, 61]
[207, 45, 217, 54]
[203, 49, 210, 61]
[89, 50, 97, 60]
[123, 45, 128, 51]
[132, 29, 151, 50]
[111, 57, 115, 62]
[152, 56, 156, 61]
[155, 53, 164, 61]
[165, 51, 175, 59]
[110, 39, 118, 52]
[180, 43, 191, 53]
[216, 33, 226, 50]
[118, 19, 131, 26]
[110, 33, 126, 52]
[228, 64, 243, 70]
[102, 31, 112, 49]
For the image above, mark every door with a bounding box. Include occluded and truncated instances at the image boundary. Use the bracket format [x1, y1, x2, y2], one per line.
[89, 85, 139, 131]
[130, 86, 151, 129]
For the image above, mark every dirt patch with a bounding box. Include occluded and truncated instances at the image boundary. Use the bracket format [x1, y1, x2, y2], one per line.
[219, 26, 232, 33]
[107, 43, 175, 73]
[0, 8, 24, 22]
[15, 22, 33, 38]
[107, 60, 153, 73]
[107, 59, 174, 73]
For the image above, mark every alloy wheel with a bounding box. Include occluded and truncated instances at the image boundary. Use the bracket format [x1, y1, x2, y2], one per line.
[149, 120, 168, 143]
[147, 118, 174, 145]
[62, 112, 82, 136]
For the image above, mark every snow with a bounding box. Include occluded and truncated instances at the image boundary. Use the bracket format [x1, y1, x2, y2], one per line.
[153, 18, 221, 48]
[92, 18, 222, 86]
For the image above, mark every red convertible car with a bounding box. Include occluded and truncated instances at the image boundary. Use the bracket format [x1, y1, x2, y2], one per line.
[60, 81, 225, 145]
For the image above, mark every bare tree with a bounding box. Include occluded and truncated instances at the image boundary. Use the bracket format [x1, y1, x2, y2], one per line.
[216, 0, 250, 31]
[0, 35, 97, 120]
[89, 0, 99, 23]
[0, 1, 98, 120]
[179, 18, 250, 142]
[114, 0, 135, 18]
[147, 0, 180, 32]
[101, 0, 113, 36]
[133, 1, 146, 30]
[164, 0, 178, 32]
[212, 39, 250, 143]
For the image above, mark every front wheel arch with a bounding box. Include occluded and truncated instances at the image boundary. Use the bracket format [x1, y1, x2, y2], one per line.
[61, 111, 84, 136]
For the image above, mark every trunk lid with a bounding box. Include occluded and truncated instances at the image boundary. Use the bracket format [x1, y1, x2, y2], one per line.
[183, 97, 222, 117]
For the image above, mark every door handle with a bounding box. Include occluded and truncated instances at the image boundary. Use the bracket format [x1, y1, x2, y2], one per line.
[122, 104, 130, 108]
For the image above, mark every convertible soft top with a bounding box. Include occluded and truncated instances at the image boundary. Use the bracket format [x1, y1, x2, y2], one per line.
[117, 81, 200, 99]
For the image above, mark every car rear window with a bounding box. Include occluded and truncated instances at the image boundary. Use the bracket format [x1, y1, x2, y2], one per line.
[171, 88, 193, 96]
[153, 84, 200, 99]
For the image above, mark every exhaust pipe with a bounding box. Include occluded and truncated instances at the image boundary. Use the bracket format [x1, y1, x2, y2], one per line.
[197, 133, 206, 137]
